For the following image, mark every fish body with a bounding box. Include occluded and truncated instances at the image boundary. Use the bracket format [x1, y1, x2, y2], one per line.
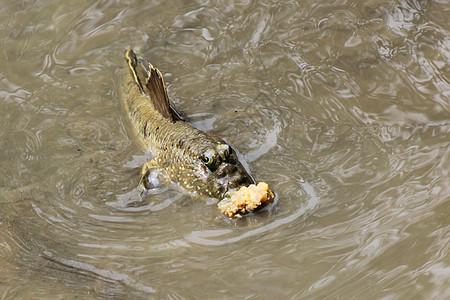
[121, 49, 254, 199]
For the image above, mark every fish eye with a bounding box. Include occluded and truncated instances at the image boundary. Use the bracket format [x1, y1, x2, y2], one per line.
[200, 149, 217, 171]
[201, 155, 213, 164]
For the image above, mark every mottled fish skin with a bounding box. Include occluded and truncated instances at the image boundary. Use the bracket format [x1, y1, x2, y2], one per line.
[121, 49, 254, 199]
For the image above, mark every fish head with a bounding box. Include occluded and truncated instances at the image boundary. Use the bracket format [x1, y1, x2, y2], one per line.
[190, 142, 255, 199]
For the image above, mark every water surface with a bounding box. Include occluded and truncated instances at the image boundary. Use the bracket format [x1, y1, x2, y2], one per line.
[0, 0, 449, 298]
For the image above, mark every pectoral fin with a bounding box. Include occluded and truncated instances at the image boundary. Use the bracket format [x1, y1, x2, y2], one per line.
[138, 159, 158, 191]
[138, 158, 170, 199]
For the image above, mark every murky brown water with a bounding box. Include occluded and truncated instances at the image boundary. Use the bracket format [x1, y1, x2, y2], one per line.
[1, 0, 449, 298]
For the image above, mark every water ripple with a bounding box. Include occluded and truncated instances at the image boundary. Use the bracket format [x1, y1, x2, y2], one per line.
[1, 0, 449, 298]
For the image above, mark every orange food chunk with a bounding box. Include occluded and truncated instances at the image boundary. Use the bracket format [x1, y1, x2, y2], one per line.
[218, 182, 274, 218]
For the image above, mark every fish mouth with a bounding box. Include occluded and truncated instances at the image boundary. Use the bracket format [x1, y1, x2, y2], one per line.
[211, 159, 256, 200]
[222, 187, 233, 200]
[217, 181, 240, 200]
[220, 173, 255, 200]
[220, 173, 255, 199]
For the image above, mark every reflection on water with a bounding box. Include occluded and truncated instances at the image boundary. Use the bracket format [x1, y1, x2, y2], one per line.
[0, 0, 449, 298]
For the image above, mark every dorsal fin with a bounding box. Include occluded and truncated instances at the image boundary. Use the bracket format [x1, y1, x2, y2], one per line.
[144, 64, 175, 122]
[125, 49, 175, 122]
